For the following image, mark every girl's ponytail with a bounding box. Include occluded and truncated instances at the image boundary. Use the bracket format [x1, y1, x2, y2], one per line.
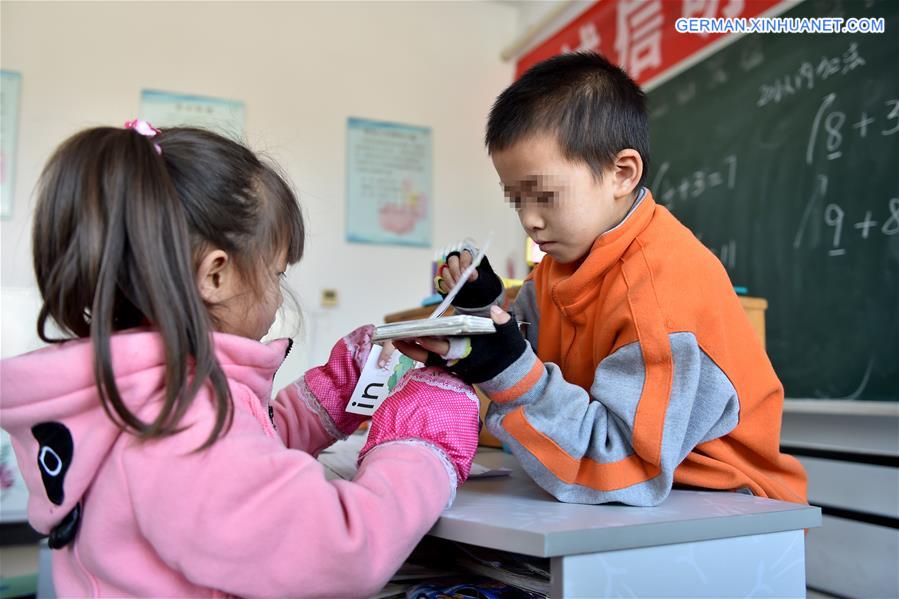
[34, 127, 232, 447]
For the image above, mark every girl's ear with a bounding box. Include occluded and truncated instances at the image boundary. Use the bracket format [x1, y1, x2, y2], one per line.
[196, 249, 234, 304]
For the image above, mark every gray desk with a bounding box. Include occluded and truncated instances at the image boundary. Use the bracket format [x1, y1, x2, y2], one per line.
[321, 436, 821, 598]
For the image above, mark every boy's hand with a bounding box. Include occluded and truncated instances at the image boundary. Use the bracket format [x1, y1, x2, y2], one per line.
[394, 306, 526, 384]
[437, 249, 503, 309]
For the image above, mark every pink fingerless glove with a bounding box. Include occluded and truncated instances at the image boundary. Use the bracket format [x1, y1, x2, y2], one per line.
[302, 325, 374, 438]
[359, 367, 481, 485]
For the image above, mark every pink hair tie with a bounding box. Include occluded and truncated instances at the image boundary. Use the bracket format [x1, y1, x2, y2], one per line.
[123, 119, 162, 154]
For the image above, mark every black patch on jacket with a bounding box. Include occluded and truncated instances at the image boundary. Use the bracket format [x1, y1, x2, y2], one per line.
[31, 421, 73, 506]
[48, 503, 82, 549]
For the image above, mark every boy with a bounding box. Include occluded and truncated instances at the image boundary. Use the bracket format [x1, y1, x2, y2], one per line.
[396, 52, 807, 506]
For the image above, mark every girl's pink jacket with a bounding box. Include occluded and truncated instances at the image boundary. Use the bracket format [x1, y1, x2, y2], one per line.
[0, 330, 453, 597]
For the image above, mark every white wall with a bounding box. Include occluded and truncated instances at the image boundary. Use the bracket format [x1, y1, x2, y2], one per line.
[496, 0, 594, 60]
[0, 1, 525, 383]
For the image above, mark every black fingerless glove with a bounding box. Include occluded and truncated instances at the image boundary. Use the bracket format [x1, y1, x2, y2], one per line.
[426, 316, 527, 384]
[443, 252, 503, 309]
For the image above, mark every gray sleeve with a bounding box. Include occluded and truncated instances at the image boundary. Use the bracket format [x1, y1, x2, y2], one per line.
[480, 332, 740, 506]
[509, 280, 539, 350]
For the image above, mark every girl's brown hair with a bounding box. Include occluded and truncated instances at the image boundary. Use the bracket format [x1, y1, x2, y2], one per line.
[32, 126, 304, 448]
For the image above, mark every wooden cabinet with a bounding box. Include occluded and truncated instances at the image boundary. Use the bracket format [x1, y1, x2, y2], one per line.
[738, 296, 768, 348]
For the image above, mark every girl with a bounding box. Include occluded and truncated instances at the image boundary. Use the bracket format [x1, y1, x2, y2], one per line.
[0, 121, 481, 597]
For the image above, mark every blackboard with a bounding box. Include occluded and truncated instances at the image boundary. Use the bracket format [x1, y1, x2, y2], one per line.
[647, 0, 898, 401]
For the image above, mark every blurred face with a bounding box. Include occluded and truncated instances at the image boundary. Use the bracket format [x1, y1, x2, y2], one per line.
[230, 251, 288, 340]
[200, 248, 288, 341]
[491, 134, 641, 264]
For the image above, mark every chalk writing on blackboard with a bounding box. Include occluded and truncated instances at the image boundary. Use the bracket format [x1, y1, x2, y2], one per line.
[652, 154, 738, 208]
[807, 93, 899, 165]
[795, 181, 897, 258]
[757, 42, 866, 109]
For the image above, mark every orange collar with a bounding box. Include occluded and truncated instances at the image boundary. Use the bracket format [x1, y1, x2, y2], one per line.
[535, 190, 656, 316]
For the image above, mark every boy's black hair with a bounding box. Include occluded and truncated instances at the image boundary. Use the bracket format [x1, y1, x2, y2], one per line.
[486, 51, 650, 189]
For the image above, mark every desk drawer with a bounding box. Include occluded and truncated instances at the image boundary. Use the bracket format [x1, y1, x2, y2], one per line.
[798, 456, 899, 519]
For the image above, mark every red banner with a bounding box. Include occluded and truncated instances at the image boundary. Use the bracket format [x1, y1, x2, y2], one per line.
[516, 0, 788, 86]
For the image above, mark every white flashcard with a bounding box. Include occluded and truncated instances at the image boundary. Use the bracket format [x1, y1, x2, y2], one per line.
[346, 344, 417, 416]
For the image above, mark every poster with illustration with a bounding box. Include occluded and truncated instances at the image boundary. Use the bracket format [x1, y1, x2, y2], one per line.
[1, 70, 22, 220]
[346, 117, 431, 246]
[139, 89, 245, 139]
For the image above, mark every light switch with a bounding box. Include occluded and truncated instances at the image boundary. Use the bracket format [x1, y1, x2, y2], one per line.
[321, 289, 338, 308]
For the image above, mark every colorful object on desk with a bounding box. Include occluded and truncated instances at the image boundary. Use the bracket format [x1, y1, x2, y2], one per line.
[526, 237, 545, 266]
[734, 286, 748, 295]
[422, 293, 443, 307]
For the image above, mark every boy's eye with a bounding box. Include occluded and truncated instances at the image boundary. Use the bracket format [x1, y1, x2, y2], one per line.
[506, 191, 554, 209]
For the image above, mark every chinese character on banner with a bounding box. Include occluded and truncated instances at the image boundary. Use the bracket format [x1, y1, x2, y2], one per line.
[516, 0, 785, 86]
[615, 0, 664, 80]
[562, 22, 601, 54]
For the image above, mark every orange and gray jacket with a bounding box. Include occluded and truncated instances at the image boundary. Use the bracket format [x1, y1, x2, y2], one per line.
[461, 189, 808, 506]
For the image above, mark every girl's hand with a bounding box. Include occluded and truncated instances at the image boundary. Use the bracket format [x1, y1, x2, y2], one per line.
[393, 337, 449, 364]
[359, 367, 480, 485]
[303, 325, 379, 438]
[376, 341, 396, 369]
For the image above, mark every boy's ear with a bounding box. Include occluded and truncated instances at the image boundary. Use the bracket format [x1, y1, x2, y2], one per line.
[612, 149, 643, 199]
[196, 249, 233, 304]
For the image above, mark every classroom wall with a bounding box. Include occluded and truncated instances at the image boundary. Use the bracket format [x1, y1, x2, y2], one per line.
[503, 0, 593, 49]
[0, 1, 524, 385]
